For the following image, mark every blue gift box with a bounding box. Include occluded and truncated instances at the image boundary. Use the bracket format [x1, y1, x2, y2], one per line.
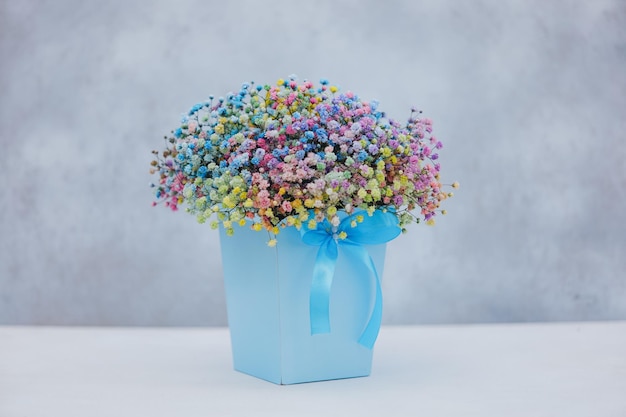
[219, 222, 389, 385]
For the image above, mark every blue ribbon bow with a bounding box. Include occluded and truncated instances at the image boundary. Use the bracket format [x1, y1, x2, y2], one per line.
[300, 210, 401, 349]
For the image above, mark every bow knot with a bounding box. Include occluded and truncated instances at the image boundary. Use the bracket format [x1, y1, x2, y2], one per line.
[300, 210, 401, 349]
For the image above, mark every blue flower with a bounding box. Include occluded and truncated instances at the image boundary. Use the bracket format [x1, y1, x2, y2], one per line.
[304, 131, 315, 139]
[315, 128, 328, 139]
[174, 128, 183, 138]
[177, 153, 186, 162]
[357, 150, 368, 161]
[295, 150, 305, 160]
[188, 104, 202, 115]
[197, 166, 208, 178]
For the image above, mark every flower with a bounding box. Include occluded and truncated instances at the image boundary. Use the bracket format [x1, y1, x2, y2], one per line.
[150, 77, 456, 237]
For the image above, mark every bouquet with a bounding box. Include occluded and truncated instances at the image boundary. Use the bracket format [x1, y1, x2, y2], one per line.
[150, 76, 456, 244]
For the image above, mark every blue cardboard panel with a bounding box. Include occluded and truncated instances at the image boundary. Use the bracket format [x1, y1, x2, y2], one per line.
[219, 223, 387, 384]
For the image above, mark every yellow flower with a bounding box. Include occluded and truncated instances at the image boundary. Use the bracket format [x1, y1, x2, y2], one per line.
[267, 239, 277, 247]
[276, 78, 284, 86]
[337, 231, 348, 240]
[252, 223, 263, 231]
[238, 219, 247, 226]
[452, 181, 460, 189]
[371, 188, 381, 201]
[304, 198, 315, 208]
[222, 196, 236, 209]
[215, 123, 225, 135]
[243, 198, 254, 208]
[426, 219, 436, 226]
[330, 86, 338, 93]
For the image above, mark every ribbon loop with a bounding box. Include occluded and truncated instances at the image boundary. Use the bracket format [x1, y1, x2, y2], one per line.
[300, 210, 401, 349]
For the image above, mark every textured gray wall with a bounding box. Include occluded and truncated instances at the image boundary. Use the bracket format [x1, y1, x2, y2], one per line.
[1, 0, 625, 326]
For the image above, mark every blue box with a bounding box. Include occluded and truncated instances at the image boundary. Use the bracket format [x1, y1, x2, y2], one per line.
[219, 223, 387, 384]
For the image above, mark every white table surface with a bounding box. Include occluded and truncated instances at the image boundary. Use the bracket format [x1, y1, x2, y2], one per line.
[1, 322, 625, 417]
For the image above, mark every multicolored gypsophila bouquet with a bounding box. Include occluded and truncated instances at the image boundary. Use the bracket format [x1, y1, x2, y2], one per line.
[150, 76, 457, 245]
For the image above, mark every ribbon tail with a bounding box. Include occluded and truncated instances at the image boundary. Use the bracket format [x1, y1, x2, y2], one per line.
[355, 249, 383, 349]
[309, 239, 338, 335]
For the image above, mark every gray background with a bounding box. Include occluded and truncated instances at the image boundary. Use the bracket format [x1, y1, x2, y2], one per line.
[1, 0, 625, 326]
